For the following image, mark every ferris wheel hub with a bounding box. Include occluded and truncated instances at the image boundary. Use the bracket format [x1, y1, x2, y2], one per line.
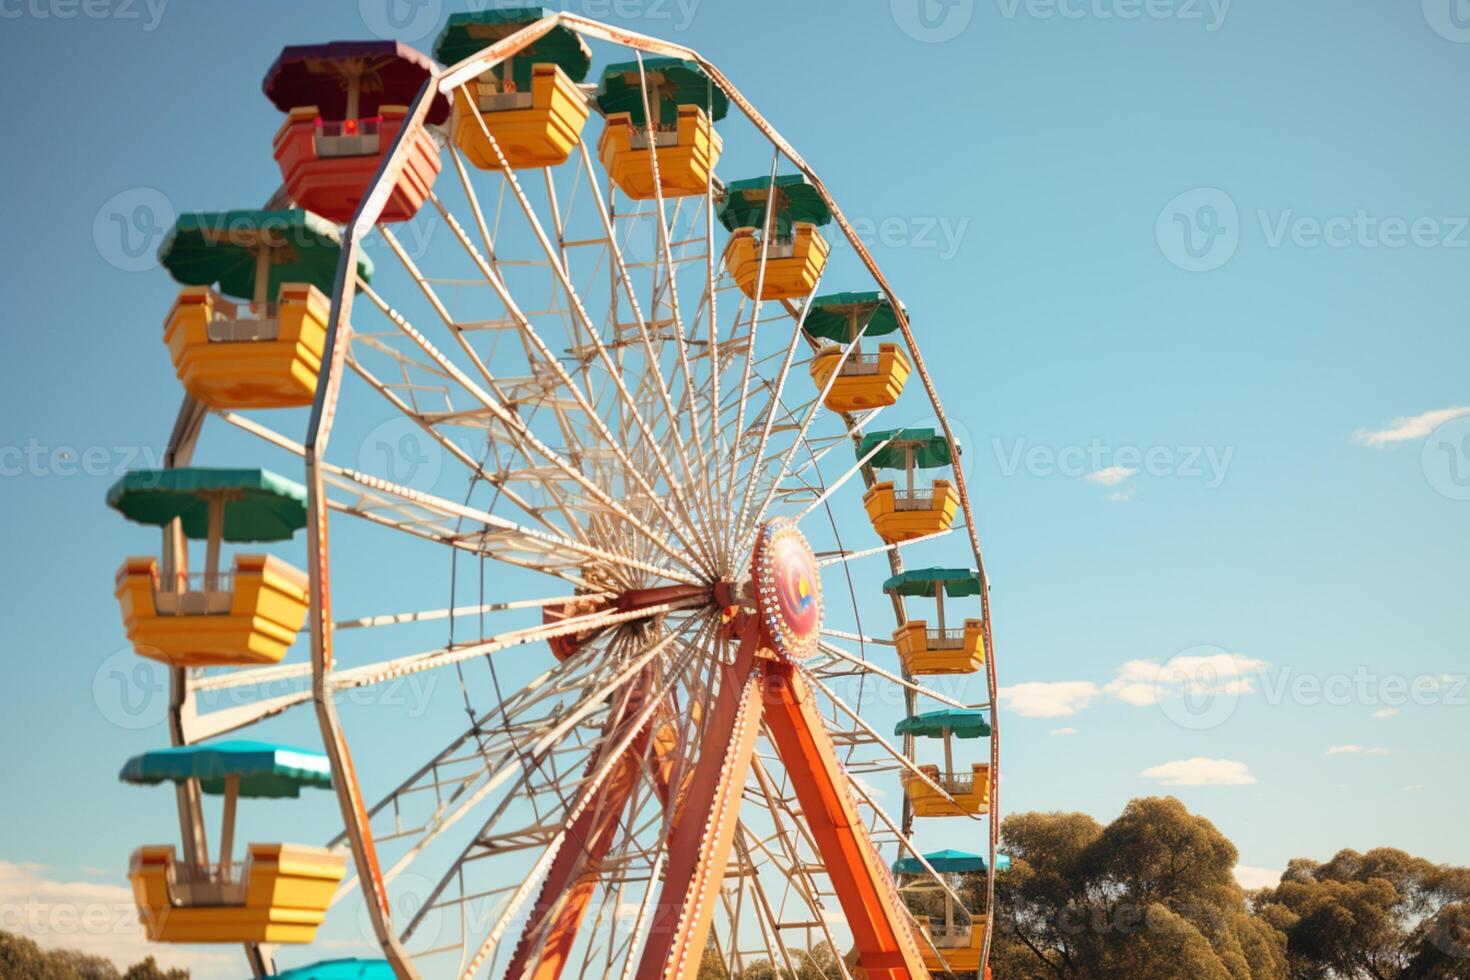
[751, 518, 824, 661]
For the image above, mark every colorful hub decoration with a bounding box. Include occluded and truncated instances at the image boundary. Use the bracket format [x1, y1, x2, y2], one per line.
[752, 518, 823, 661]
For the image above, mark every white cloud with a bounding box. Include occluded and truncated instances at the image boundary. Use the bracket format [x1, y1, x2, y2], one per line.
[1104, 652, 1266, 707]
[1234, 865, 1281, 889]
[1140, 757, 1257, 786]
[1086, 465, 1138, 486]
[999, 681, 1099, 718]
[1049, 727, 1078, 737]
[1372, 708, 1399, 720]
[1326, 745, 1389, 756]
[852, 775, 886, 802]
[1106, 490, 1135, 503]
[0, 861, 237, 978]
[1354, 406, 1470, 447]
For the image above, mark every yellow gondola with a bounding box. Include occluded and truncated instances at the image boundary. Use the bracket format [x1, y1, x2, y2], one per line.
[859, 429, 961, 543]
[895, 711, 991, 817]
[885, 568, 987, 675]
[122, 742, 345, 944]
[435, 9, 593, 170]
[594, 58, 727, 200]
[717, 174, 833, 301]
[109, 468, 309, 668]
[804, 292, 912, 412]
[894, 850, 1009, 973]
[158, 209, 372, 410]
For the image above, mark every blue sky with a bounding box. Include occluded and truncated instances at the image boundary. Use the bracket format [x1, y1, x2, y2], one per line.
[1, 0, 1468, 975]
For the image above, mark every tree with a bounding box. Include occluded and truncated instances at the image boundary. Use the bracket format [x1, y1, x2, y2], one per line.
[0, 932, 188, 980]
[1254, 849, 1470, 979]
[120, 958, 187, 980]
[989, 796, 1289, 979]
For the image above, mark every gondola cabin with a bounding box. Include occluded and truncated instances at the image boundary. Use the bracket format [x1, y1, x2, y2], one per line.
[110, 468, 310, 667]
[717, 174, 832, 301]
[884, 568, 986, 675]
[896, 710, 991, 817]
[123, 743, 346, 944]
[804, 291, 912, 412]
[894, 849, 1009, 974]
[265, 40, 450, 223]
[159, 209, 373, 409]
[595, 58, 727, 200]
[858, 429, 961, 543]
[435, 8, 592, 170]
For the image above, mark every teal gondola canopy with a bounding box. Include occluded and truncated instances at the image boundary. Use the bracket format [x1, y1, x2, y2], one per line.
[883, 567, 981, 599]
[894, 709, 991, 740]
[857, 429, 957, 470]
[106, 468, 308, 543]
[804, 291, 903, 343]
[119, 741, 333, 798]
[433, 7, 592, 87]
[595, 57, 729, 127]
[892, 849, 1011, 876]
[717, 175, 832, 236]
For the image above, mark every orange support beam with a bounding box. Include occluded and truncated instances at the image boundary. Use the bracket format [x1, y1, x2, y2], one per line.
[504, 675, 670, 980]
[760, 660, 929, 980]
[634, 629, 763, 980]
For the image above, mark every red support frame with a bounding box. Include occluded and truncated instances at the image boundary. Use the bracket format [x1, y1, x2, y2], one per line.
[506, 614, 929, 980]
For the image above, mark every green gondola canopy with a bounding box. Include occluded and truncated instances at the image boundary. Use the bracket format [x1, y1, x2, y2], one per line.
[159, 209, 373, 301]
[433, 7, 592, 87]
[883, 567, 982, 599]
[594, 57, 729, 127]
[803, 291, 903, 343]
[273, 960, 394, 980]
[716, 175, 833, 236]
[892, 849, 1011, 876]
[106, 468, 308, 543]
[857, 428, 958, 471]
[894, 709, 991, 740]
[119, 741, 333, 798]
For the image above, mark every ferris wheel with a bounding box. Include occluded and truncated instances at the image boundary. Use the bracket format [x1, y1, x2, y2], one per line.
[106, 9, 1002, 980]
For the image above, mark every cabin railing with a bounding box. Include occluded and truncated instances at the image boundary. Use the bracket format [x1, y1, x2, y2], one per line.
[836, 351, 883, 376]
[926, 919, 975, 948]
[924, 627, 969, 649]
[893, 488, 938, 510]
[314, 116, 382, 158]
[203, 295, 281, 343]
[168, 859, 248, 905]
[152, 571, 235, 615]
[475, 81, 534, 113]
[628, 127, 680, 150]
